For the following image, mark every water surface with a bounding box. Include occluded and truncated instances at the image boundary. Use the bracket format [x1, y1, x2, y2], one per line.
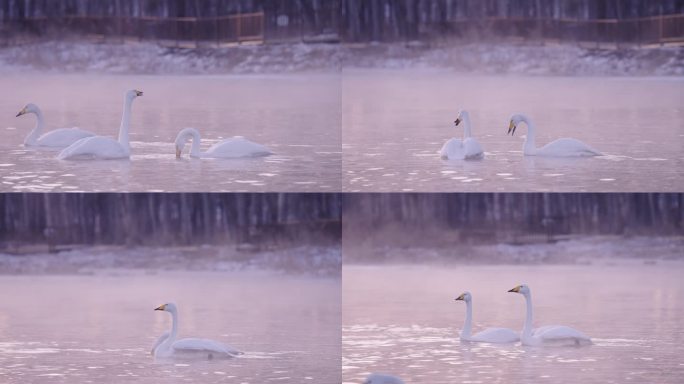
[343, 264, 684, 383]
[0, 74, 340, 192]
[343, 71, 684, 191]
[0, 271, 341, 383]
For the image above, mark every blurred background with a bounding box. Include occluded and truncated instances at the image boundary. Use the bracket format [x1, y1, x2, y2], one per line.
[0, 192, 341, 274]
[1, 0, 682, 46]
[343, 193, 683, 263]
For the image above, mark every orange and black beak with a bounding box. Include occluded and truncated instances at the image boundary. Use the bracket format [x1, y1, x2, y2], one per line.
[508, 285, 521, 293]
[508, 120, 517, 135]
[154, 304, 166, 311]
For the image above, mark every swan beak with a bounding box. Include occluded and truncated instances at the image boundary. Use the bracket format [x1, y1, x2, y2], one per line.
[135, 90, 143, 97]
[508, 285, 521, 293]
[508, 121, 517, 135]
[154, 304, 166, 311]
[175, 146, 181, 159]
[455, 293, 465, 301]
[16, 108, 26, 117]
[454, 118, 461, 127]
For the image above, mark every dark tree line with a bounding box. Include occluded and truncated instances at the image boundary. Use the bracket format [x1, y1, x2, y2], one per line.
[2, 0, 683, 42]
[343, 193, 684, 239]
[0, 193, 341, 246]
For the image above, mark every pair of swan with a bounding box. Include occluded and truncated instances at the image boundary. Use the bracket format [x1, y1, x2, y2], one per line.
[455, 284, 591, 346]
[16, 90, 271, 160]
[152, 302, 242, 359]
[16, 90, 142, 160]
[440, 110, 602, 160]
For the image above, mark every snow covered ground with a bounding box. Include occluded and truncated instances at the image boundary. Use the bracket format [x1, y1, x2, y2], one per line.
[0, 39, 681, 75]
[0, 245, 341, 276]
[346, 236, 684, 265]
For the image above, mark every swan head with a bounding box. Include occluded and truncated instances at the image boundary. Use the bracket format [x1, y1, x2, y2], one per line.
[454, 291, 472, 303]
[508, 284, 530, 295]
[154, 302, 178, 313]
[454, 110, 469, 127]
[16, 103, 39, 117]
[126, 89, 144, 100]
[508, 114, 527, 135]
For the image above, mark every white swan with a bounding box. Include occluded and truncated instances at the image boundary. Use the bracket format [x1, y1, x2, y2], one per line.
[508, 114, 601, 157]
[57, 90, 142, 160]
[455, 292, 519, 343]
[16, 103, 95, 148]
[174, 127, 272, 159]
[152, 303, 242, 359]
[508, 284, 592, 346]
[439, 110, 484, 160]
[363, 373, 405, 384]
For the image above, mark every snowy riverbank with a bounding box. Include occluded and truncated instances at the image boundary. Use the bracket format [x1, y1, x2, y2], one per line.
[345, 236, 684, 265]
[0, 40, 682, 75]
[0, 245, 341, 276]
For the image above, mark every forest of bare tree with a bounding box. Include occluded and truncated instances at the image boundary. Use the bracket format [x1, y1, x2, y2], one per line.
[0, 193, 341, 246]
[1, 0, 682, 43]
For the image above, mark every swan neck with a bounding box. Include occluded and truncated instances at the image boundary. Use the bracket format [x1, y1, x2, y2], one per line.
[522, 292, 534, 338]
[461, 300, 473, 338]
[520, 115, 536, 154]
[118, 96, 134, 150]
[25, 110, 45, 145]
[169, 310, 178, 343]
[189, 130, 202, 157]
[462, 112, 473, 139]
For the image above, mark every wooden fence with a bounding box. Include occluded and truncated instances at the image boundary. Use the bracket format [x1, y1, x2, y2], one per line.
[1, 12, 683, 48]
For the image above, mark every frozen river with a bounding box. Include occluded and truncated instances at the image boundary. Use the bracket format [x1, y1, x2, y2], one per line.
[0, 271, 341, 383]
[343, 71, 684, 192]
[0, 74, 340, 192]
[343, 263, 684, 383]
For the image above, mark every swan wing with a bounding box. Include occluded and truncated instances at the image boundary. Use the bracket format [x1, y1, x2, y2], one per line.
[470, 327, 519, 343]
[37, 128, 96, 148]
[534, 325, 591, 344]
[206, 137, 272, 158]
[365, 373, 405, 384]
[439, 138, 465, 160]
[172, 338, 242, 357]
[57, 136, 128, 160]
[463, 137, 484, 160]
[537, 138, 602, 157]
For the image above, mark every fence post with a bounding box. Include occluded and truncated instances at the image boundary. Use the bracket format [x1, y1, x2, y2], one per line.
[659, 14, 663, 46]
[237, 14, 242, 44]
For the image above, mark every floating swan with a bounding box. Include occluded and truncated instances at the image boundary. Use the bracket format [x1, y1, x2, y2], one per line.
[455, 292, 519, 343]
[16, 103, 95, 148]
[364, 373, 405, 384]
[508, 284, 592, 346]
[174, 127, 272, 159]
[508, 114, 601, 157]
[57, 90, 142, 160]
[439, 110, 484, 160]
[152, 303, 242, 359]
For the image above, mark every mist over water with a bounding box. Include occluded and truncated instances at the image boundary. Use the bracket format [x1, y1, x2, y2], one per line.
[343, 71, 684, 192]
[0, 271, 341, 383]
[0, 73, 341, 192]
[343, 263, 684, 384]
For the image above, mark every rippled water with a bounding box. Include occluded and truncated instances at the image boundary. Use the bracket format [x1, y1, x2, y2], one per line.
[0, 271, 341, 383]
[343, 71, 684, 192]
[343, 264, 684, 383]
[0, 74, 340, 192]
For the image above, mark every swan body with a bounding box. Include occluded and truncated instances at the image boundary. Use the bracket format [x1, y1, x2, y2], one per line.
[57, 90, 142, 160]
[455, 292, 519, 343]
[175, 127, 272, 159]
[364, 373, 405, 384]
[440, 110, 484, 160]
[16, 103, 95, 148]
[508, 114, 601, 157]
[508, 284, 592, 346]
[153, 303, 242, 359]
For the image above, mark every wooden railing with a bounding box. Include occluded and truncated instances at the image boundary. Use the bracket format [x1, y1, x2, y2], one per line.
[437, 14, 684, 46]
